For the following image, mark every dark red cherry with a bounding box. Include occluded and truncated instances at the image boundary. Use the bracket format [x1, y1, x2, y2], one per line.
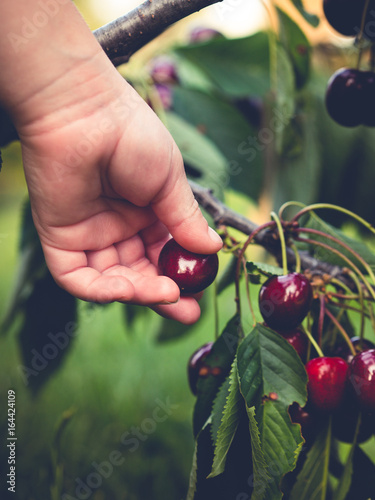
[158, 238, 219, 295]
[347, 349, 375, 412]
[258, 272, 313, 331]
[325, 68, 365, 127]
[306, 357, 349, 412]
[149, 56, 178, 84]
[187, 342, 214, 395]
[189, 26, 223, 44]
[323, 0, 367, 37]
[279, 328, 309, 362]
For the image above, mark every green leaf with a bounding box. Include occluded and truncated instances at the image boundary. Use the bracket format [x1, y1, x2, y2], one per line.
[2, 198, 46, 332]
[18, 269, 77, 393]
[277, 7, 311, 89]
[165, 111, 228, 198]
[174, 53, 216, 94]
[175, 33, 270, 98]
[172, 87, 263, 201]
[246, 261, 284, 278]
[297, 211, 375, 271]
[290, 419, 332, 500]
[237, 323, 307, 498]
[290, 0, 320, 26]
[274, 43, 295, 155]
[272, 92, 322, 208]
[208, 359, 243, 478]
[186, 417, 212, 500]
[247, 406, 270, 500]
[193, 314, 243, 437]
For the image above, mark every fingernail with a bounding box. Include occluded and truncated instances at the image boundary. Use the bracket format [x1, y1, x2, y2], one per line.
[159, 297, 180, 305]
[208, 226, 223, 245]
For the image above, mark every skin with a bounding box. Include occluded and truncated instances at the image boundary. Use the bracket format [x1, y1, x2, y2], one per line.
[0, 0, 222, 324]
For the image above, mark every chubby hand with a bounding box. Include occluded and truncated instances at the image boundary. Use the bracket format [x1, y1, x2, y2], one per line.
[18, 73, 222, 324]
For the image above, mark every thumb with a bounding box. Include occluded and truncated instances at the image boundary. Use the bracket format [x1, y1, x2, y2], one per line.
[151, 149, 222, 254]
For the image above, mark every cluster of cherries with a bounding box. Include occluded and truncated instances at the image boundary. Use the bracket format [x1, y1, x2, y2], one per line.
[181, 265, 375, 444]
[323, 0, 375, 127]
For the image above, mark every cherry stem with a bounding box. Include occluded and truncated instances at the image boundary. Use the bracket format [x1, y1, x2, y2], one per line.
[318, 294, 326, 348]
[328, 292, 360, 300]
[347, 270, 366, 342]
[278, 200, 305, 221]
[289, 203, 375, 237]
[324, 308, 357, 357]
[329, 277, 356, 296]
[296, 227, 375, 286]
[303, 327, 324, 358]
[327, 298, 371, 318]
[234, 221, 276, 317]
[213, 281, 219, 340]
[242, 259, 257, 326]
[356, 0, 371, 69]
[293, 235, 375, 302]
[290, 242, 301, 273]
[270, 212, 288, 275]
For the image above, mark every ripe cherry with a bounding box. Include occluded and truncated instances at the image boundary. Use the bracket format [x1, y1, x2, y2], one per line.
[189, 26, 222, 44]
[306, 357, 349, 412]
[279, 328, 309, 362]
[158, 238, 219, 295]
[347, 349, 375, 412]
[325, 68, 365, 127]
[258, 272, 313, 331]
[187, 342, 214, 395]
[149, 56, 178, 84]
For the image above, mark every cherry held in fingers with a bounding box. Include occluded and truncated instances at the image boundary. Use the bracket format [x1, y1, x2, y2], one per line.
[306, 357, 349, 412]
[347, 349, 375, 412]
[158, 238, 219, 295]
[258, 272, 313, 331]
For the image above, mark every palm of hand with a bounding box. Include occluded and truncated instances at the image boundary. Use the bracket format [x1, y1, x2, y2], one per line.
[19, 93, 213, 323]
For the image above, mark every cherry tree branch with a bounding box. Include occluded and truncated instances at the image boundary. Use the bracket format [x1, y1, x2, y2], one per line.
[188, 180, 357, 287]
[93, 0, 223, 66]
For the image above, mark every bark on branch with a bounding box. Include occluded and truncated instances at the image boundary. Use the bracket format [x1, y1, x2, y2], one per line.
[188, 180, 355, 286]
[93, 0, 223, 66]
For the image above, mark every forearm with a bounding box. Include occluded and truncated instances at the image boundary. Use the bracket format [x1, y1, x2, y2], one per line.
[0, 0, 122, 132]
